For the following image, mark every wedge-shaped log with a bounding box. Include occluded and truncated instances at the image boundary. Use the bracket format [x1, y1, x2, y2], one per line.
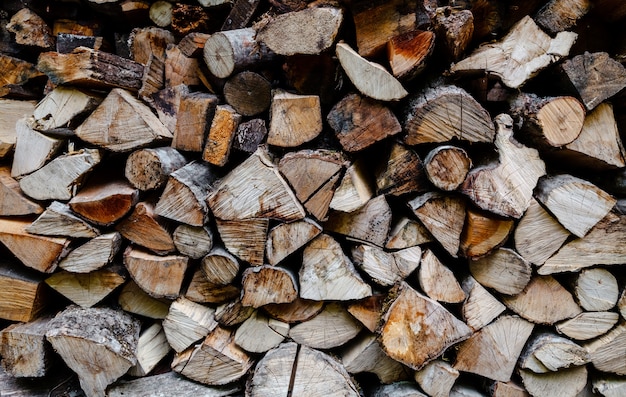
[234, 310, 287, 353]
[68, 179, 138, 226]
[460, 207, 514, 259]
[387, 29, 435, 81]
[128, 322, 170, 377]
[461, 275, 506, 331]
[173, 224, 213, 260]
[125, 147, 187, 191]
[241, 265, 298, 308]
[264, 298, 323, 324]
[414, 359, 459, 397]
[109, 372, 241, 397]
[519, 332, 590, 373]
[469, 248, 532, 296]
[268, 90, 322, 148]
[418, 248, 465, 304]
[325, 195, 392, 247]
[0, 260, 48, 322]
[201, 247, 240, 285]
[118, 281, 170, 320]
[215, 298, 255, 327]
[342, 333, 410, 384]
[185, 269, 239, 305]
[26, 201, 100, 238]
[28, 86, 102, 134]
[0, 166, 43, 216]
[162, 297, 218, 353]
[347, 295, 385, 333]
[129, 26, 174, 65]
[116, 200, 175, 254]
[329, 159, 374, 213]
[0, 99, 36, 159]
[164, 45, 203, 88]
[45, 266, 126, 308]
[585, 322, 626, 375]
[289, 303, 362, 349]
[375, 142, 429, 196]
[123, 246, 188, 299]
[556, 312, 620, 341]
[11, 118, 64, 178]
[352, 244, 421, 287]
[216, 219, 267, 266]
[266, 218, 322, 265]
[385, 216, 432, 249]
[0, 316, 53, 377]
[519, 366, 588, 397]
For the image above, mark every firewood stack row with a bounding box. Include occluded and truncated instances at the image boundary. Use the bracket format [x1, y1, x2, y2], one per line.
[1, 0, 626, 396]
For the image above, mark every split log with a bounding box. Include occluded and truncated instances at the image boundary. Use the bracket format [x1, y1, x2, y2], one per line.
[123, 246, 188, 298]
[469, 248, 532, 296]
[375, 142, 429, 196]
[116, 200, 175, 254]
[45, 306, 140, 397]
[461, 275, 507, 331]
[184, 268, 240, 304]
[414, 359, 460, 397]
[263, 299, 323, 325]
[11, 119, 64, 179]
[109, 372, 241, 397]
[346, 295, 385, 333]
[460, 207, 514, 259]
[461, 113, 546, 219]
[620, 289, 626, 320]
[162, 297, 218, 353]
[125, 147, 187, 191]
[178, 32, 211, 57]
[289, 303, 362, 349]
[341, 333, 410, 384]
[593, 377, 626, 397]
[574, 268, 619, 312]
[128, 26, 174, 65]
[173, 224, 214, 260]
[172, 91, 217, 152]
[234, 310, 287, 353]
[0, 166, 43, 216]
[0, 260, 48, 322]
[201, 247, 240, 285]
[450, 16, 577, 89]
[233, 118, 267, 154]
[58, 232, 121, 273]
[221, 0, 261, 30]
[45, 266, 126, 308]
[68, 179, 138, 226]
[0, 316, 53, 377]
[519, 332, 590, 373]
[329, 159, 374, 213]
[6, 8, 55, 49]
[215, 218, 268, 266]
[300, 234, 372, 301]
[215, 298, 255, 327]
[519, 366, 588, 397]
[152, 84, 188, 133]
[75, 88, 172, 152]
[433, 7, 474, 61]
[418, 248, 465, 303]
[0, 99, 36, 158]
[118, 281, 170, 320]
[128, 322, 170, 377]
[267, 90, 322, 147]
[535, 0, 590, 34]
[26, 201, 100, 238]
[385, 216, 433, 250]
[556, 312, 620, 341]
[352, 244, 421, 287]
[584, 322, 626, 375]
[489, 381, 529, 397]
[403, 84, 495, 144]
[241, 265, 298, 308]
[266, 218, 322, 265]
[325, 195, 392, 247]
[164, 45, 203, 88]
[0, 54, 44, 98]
[223, 71, 271, 117]
[424, 145, 471, 191]
[387, 29, 435, 81]
[202, 104, 241, 166]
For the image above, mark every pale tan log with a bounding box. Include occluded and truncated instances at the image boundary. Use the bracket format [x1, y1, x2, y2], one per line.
[246, 342, 360, 397]
[155, 161, 215, 226]
[403, 84, 495, 144]
[418, 248, 465, 303]
[26, 201, 99, 238]
[0, 99, 36, 159]
[257, 7, 343, 56]
[593, 377, 626, 397]
[202, 105, 241, 166]
[460, 207, 514, 259]
[0, 166, 43, 216]
[375, 142, 429, 196]
[116, 200, 175, 254]
[233, 118, 267, 154]
[519, 332, 590, 373]
[215, 298, 255, 327]
[11, 118, 64, 178]
[289, 303, 362, 349]
[414, 359, 460, 397]
[7, 8, 54, 49]
[433, 7, 474, 61]
[461, 114, 546, 218]
[266, 218, 322, 265]
[329, 159, 374, 213]
[19, 148, 101, 201]
[45, 266, 125, 308]
[347, 295, 385, 333]
[149, 0, 172, 27]
[461, 275, 506, 331]
[118, 281, 170, 320]
[0, 217, 71, 273]
[234, 310, 287, 353]
[173, 224, 213, 260]
[184, 268, 240, 305]
[0, 316, 53, 377]
[109, 372, 241, 397]
[535, 0, 590, 34]
[241, 265, 298, 308]
[556, 312, 620, 341]
[215, 218, 268, 266]
[300, 234, 372, 301]
[385, 217, 432, 250]
[171, 92, 217, 152]
[341, 333, 410, 384]
[45, 306, 140, 397]
[203, 28, 275, 79]
[574, 268, 619, 312]
[264, 298, 324, 324]
[123, 246, 188, 299]
[125, 147, 187, 191]
[0, 260, 48, 322]
[164, 45, 203, 88]
[172, 326, 253, 385]
[450, 16, 577, 89]
[469, 248, 532, 296]
[502, 275, 582, 325]
[207, 146, 306, 221]
[540, 213, 626, 274]
[325, 195, 392, 247]
[162, 297, 218, 353]
[336, 42, 408, 101]
[519, 366, 588, 397]
[379, 281, 471, 370]
[514, 198, 570, 266]
[534, 174, 616, 238]
[584, 322, 626, 375]
[75, 88, 172, 152]
[489, 381, 529, 397]
[267, 90, 322, 147]
[178, 32, 211, 57]
[28, 86, 102, 134]
[408, 192, 466, 257]
[201, 247, 240, 286]
[387, 29, 435, 81]
[127, 322, 170, 377]
[454, 315, 534, 382]
[327, 93, 402, 153]
[424, 145, 471, 191]
[68, 179, 139, 226]
[352, 244, 421, 287]
[128, 26, 175, 65]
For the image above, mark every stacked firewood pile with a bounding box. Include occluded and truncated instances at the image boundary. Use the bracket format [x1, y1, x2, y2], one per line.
[1, 0, 626, 396]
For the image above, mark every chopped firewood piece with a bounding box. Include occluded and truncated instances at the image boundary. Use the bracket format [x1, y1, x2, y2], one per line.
[165, 45, 203, 88]
[153, 84, 188, 133]
[0, 260, 48, 322]
[221, 0, 261, 30]
[0, 217, 70, 273]
[0, 99, 36, 159]
[290, 303, 362, 349]
[346, 295, 385, 333]
[0, 316, 53, 377]
[178, 32, 211, 57]
[223, 71, 271, 117]
[37, 47, 145, 91]
[128, 26, 174, 65]
[68, 179, 138, 226]
[519, 366, 587, 397]
[26, 201, 100, 238]
[592, 377, 626, 397]
[454, 315, 534, 382]
[185, 268, 240, 304]
[148, 1, 173, 27]
[45, 306, 140, 397]
[414, 359, 459, 397]
[514, 198, 570, 266]
[325, 195, 391, 247]
[59, 232, 122, 273]
[267, 90, 322, 147]
[203, 28, 276, 79]
[450, 16, 577, 89]
[215, 298, 255, 327]
[352, 244, 421, 287]
[12, 119, 64, 179]
[202, 105, 241, 166]
[116, 200, 175, 254]
[118, 281, 170, 320]
[201, 247, 240, 285]
[235, 310, 287, 353]
[128, 322, 170, 377]
[233, 118, 267, 153]
[266, 219, 322, 266]
[170, 3, 210, 36]
[125, 147, 187, 191]
[207, 146, 306, 221]
[247, 342, 360, 396]
[264, 298, 324, 324]
[534, 174, 616, 238]
[241, 265, 298, 308]
[329, 159, 374, 213]
[172, 91, 217, 152]
[375, 142, 429, 196]
[461, 114, 546, 218]
[173, 224, 213, 260]
[109, 372, 241, 396]
[418, 248, 465, 303]
[379, 282, 471, 370]
[489, 380, 529, 397]
[403, 84, 495, 144]
[372, 382, 428, 396]
[0, 166, 43, 216]
[172, 326, 253, 385]
[28, 86, 102, 134]
[387, 29, 435, 81]
[559, 52, 626, 111]
[460, 207, 514, 259]
[300, 234, 372, 301]
[585, 322, 626, 375]
[519, 332, 590, 373]
[433, 7, 474, 61]
[408, 192, 466, 257]
[556, 312, 620, 341]
[574, 268, 619, 312]
[502, 275, 582, 325]
[424, 145, 471, 192]
[385, 217, 432, 250]
[19, 148, 101, 201]
[461, 275, 506, 331]
[470, 248, 532, 296]
[216, 218, 267, 266]
[619, 289, 626, 320]
[75, 88, 172, 152]
[123, 246, 188, 299]
[45, 266, 126, 308]
[162, 297, 218, 353]
[535, 0, 590, 34]
[336, 42, 408, 101]
[7, 8, 54, 49]
[56, 33, 105, 54]
[140, 55, 165, 102]
[342, 333, 410, 383]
